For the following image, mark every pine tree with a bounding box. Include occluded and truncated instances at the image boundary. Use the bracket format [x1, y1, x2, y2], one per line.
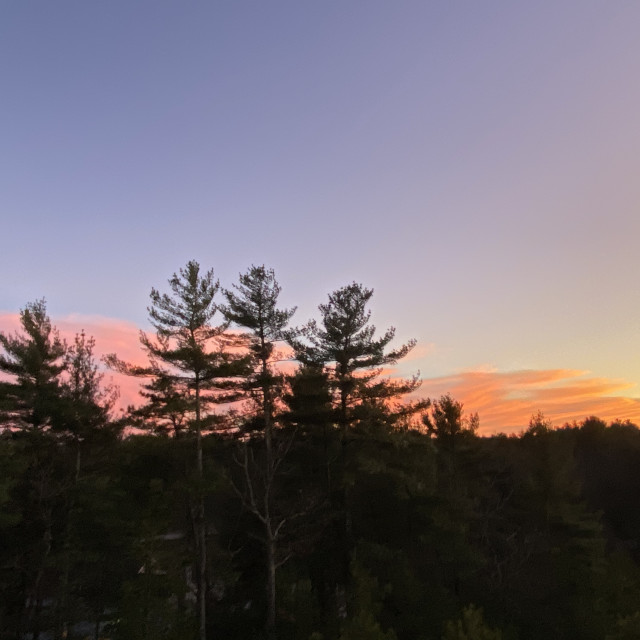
[223, 265, 296, 632]
[289, 282, 420, 440]
[61, 330, 119, 461]
[0, 300, 68, 636]
[107, 260, 250, 640]
[55, 331, 119, 639]
[0, 299, 66, 431]
[131, 372, 191, 437]
[223, 265, 295, 449]
[288, 283, 422, 621]
[283, 363, 335, 492]
[423, 393, 479, 457]
[1, 303, 120, 638]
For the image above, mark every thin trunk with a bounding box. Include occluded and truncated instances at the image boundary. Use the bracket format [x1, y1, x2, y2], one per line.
[55, 442, 81, 640]
[337, 375, 351, 617]
[25, 511, 52, 639]
[196, 378, 203, 478]
[323, 422, 331, 494]
[265, 517, 277, 631]
[339, 373, 349, 443]
[261, 331, 277, 633]
[260, 330, 273, 474]
[195, 375, 207, 640]
[197, 501, 207, 640]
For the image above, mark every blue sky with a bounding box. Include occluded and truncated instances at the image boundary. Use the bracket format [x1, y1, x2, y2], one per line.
[2, 2, 640, 430]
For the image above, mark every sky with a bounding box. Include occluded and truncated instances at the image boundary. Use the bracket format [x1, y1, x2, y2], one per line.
[2, 2, 640, 434]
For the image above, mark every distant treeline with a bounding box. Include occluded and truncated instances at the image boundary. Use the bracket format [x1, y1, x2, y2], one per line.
[1, 261, 639, 640]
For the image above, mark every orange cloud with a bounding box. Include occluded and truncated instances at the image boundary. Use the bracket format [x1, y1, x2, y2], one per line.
[415, 369, 640, 435]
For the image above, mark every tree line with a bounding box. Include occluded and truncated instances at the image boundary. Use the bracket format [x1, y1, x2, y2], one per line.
[1, 260, 640, 640]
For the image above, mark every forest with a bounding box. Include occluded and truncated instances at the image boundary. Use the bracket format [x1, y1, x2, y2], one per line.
[1, 261, 640, 640]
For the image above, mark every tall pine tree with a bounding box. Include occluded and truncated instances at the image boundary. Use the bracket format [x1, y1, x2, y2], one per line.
[223, 265, 296, 632]
[107, 260, 249, 640]
[288, 283, 423, 621]
[289, 282, 421, 439]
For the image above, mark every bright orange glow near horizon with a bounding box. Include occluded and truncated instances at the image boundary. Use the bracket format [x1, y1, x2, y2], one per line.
[416, 369, 640, 435]
[1, 312, 638, 435]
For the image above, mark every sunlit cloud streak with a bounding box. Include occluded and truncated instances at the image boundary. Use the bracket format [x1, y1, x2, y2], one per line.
[416, 368, 640, 435]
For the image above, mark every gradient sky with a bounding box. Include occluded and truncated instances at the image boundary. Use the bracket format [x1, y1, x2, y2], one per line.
[2, 2, 640, 433]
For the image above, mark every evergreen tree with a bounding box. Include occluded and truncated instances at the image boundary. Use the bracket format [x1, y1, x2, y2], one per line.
[283, 364, 334, 433]
[289, 282, 420, 440]
[0, 301, 69, 636]
[107, 260, 249, 640]
[223, 265, 295, 446]
[131, 372, 191, 437]
[223, 265, 296, 632]
[287, 283, 422, 623]
[0, 299, 66, 431]
[54, 330, 119, 639]
[1, 303, 121, 638]
[60, 330, 119, 465]
[283, 363, 335, 493]
[423, 394, 479, 447]
[423, 393, 479, 490]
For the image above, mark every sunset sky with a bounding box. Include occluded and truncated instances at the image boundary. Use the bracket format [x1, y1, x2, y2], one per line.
[2, 2, 640, 433]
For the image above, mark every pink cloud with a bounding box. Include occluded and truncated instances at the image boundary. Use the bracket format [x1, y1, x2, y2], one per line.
[0, 314, 299, 413]
[57, 316, 150, 410]
[0, 312, 147, 411]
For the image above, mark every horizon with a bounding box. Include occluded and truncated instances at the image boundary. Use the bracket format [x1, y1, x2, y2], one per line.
[2, 299, 638, 435]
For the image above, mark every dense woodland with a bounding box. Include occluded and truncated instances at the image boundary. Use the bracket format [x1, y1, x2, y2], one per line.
[2, 261, 640, 640]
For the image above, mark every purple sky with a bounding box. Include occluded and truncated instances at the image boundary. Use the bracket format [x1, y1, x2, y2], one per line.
[2, 2, 640, 430]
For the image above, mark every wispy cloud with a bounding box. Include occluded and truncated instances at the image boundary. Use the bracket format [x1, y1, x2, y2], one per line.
[415, 368, 640, 434]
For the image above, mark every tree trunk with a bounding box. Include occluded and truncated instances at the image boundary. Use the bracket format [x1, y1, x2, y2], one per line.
[266, 531, 277, 632]
[261, 334, 278, 634]
[55, 441, 82, 640]
[195, 377, 207, 640]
